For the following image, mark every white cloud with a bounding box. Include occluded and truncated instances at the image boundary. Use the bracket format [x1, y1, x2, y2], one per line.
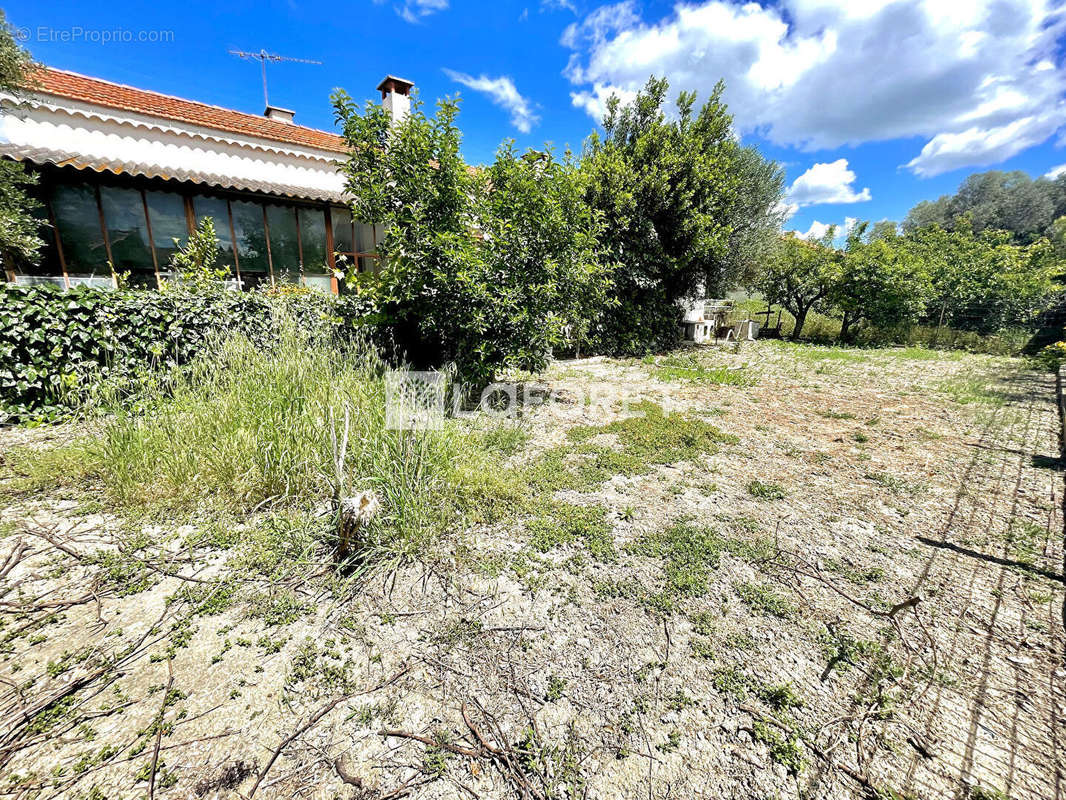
[906, 112, 1064, 176]
[775, 200, 799, 221]
[794, 221, 831, 240]
[563, 0, 1066, 174]
[542, 0, 578, 13]
[392, 0, 448, 23]
[443, 70, 539, 133]
[1046, 164, 1066, 179]
[786, 159, 871, 206]
[793, 216, 857, 242]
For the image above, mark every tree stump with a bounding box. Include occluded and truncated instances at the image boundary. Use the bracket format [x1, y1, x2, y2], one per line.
[336, 491, 380, 563]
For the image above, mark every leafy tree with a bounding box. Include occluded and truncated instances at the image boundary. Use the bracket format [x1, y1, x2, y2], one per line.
[896, 221, 1060, 333]
[718, 146, 788, 292]
[0, 11, 44, 274]
[902, 197, 950, 233]
[832, 224, 931, 341]
[331, 90, 611, 384]
[756, 231, 840, 340]
[481, 146, 614, 361]
[867, 220, 899, 242]
[903, 169, 1063, 245]
[581, 77, 777, 354]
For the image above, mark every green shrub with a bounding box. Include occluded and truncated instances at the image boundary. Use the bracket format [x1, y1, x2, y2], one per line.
[331, 91, 612, 385]
[747, 480, 786, 500]
[0, 284, 380, 420]
[0, 284, 265, 419]
[1033, 340, 1066, 371]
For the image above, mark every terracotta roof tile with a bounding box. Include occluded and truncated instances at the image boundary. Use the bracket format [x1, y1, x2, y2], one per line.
[29, 66, 348, 154]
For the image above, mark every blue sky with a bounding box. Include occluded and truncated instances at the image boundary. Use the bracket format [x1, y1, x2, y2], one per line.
[9, 0, 1066, 237]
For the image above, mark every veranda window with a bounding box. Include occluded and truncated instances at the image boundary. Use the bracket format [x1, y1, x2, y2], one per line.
[99, 186, 156, 288]
[30, 175, 352, 292]
[330, 207, 382, 276]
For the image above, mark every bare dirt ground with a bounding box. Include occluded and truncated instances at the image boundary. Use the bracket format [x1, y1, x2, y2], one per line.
[0, 340, 1063, 800]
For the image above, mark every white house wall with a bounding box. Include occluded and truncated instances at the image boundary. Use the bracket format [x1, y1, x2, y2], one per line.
[0, 93, 347, 199]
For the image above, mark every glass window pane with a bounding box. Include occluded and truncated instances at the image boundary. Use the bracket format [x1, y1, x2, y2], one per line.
[354, 222, 375, 254]
[331, 207, 353, 253]
[231, 200, 269, 281]
[304, 274, 332, 293]
[124, 271, 158, 289]
[241, 272, 272, 291]
[359, 256, 381, 275]
[266, 204, 300, 283]
[298, 208, 327, 272]
[193, 195, 235, 274]
[145, 190, 188, 273]
[100, 186, 154, 282]
[20, 194, 59, 277]
[372, 223, 387, 251]
[50, 184, 107, 275]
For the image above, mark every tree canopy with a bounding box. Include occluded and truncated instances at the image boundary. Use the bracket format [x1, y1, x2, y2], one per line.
[903, 169, 1066, 246]
[0, 11, 43, 273]
[580, 77, 783, 355]
[331, 90, 612, 385]
[752, 219, 1061, 345]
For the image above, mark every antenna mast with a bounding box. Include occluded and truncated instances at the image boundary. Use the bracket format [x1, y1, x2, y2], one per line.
[228, 49, 322, 108]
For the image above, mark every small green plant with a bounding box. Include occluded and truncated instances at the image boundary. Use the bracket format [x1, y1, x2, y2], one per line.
[747, 480, 786, 500]
[527, 502, 614, 560]
[164, 217, 229, 293]
[820, 409, 856, 419]
[689, 639, 715, 659]
[752, 720, 805, 774]
[733, 581, 792, 618]
[757, 682, 803, 711]
[864, 471, 920, 495]
[656, 729, 682, 753]
[666, 688, 696, 711]
[689, 611, 716, 636]
[652, 353, 756, 386]
[546, 674, 567, 701]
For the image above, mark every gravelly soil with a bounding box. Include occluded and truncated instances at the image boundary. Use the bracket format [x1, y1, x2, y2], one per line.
[0, 340, 1062, 800]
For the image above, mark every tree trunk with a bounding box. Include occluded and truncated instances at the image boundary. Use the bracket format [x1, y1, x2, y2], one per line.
[791, 306, 810, 340]
[839, 311, 853, 343]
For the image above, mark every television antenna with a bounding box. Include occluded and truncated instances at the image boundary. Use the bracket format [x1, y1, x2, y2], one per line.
[228, 49, 322, 109]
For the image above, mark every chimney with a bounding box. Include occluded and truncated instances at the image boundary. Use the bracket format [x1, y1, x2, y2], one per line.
[264, 105, 296, 124]
[376, 75, 415, 125]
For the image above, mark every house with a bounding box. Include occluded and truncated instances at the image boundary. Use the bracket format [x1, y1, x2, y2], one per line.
[0, 67, 414, 292]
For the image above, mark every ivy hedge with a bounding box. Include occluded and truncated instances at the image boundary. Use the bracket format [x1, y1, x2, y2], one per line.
[0, 284, 378, 420]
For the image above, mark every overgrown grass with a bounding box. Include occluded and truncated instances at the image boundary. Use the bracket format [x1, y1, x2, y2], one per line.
[645, 353, 755, 386]
[6, 325, 515, 559]
[936, 373, 1008, 406]
[527, 501, 614, 560]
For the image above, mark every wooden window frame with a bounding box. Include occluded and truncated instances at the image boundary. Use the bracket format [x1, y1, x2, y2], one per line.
[332, 214, 381, 277]
[24, 166, 346, 294]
